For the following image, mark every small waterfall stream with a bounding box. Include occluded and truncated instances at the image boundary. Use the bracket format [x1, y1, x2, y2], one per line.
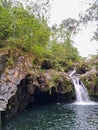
[70, 70, 97, 105]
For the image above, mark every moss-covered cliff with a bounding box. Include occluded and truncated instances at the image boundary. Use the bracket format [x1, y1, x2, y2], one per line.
[0, 53, 74, 121]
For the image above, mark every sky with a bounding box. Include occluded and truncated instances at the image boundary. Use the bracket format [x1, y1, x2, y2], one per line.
[50, 0, 98, 57]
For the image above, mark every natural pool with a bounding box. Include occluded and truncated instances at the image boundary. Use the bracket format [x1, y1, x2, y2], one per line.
[2, 103, 98, 130]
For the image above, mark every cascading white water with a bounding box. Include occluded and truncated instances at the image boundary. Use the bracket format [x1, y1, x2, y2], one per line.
[70, 70, 98, 105]
[71, 75, 90, 102]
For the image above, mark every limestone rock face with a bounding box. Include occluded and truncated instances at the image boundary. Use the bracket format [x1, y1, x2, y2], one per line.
[0, 56, 31, 111]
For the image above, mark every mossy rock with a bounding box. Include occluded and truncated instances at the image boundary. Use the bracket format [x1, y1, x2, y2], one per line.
[80, 71, 98, 99]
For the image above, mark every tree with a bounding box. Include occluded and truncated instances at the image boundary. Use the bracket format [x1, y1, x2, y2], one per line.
[51, 18, 79, 43]
[64, 36, 80, 62]
[0, 0, 22, 8]
[80, 0, 98, 41]
[0, 1, 51, 52]
[0, 0, 12, 7]
[23, 0, 51, 22]
[50, 18, 81, 70]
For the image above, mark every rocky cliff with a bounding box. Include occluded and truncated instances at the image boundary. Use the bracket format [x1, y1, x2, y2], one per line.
[1, 52, 98, 121]
[0, 52, 73, 121]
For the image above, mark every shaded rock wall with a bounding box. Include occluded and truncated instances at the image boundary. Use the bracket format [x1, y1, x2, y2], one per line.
[0, 55, 31, 111]
[0, 53, 74, 121]
[1, 70, 74, 121]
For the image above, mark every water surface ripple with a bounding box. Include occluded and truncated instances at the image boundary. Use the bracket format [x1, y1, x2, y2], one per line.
[2, 103, 98, 130]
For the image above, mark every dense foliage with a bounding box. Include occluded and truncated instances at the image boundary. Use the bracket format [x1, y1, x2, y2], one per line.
[0, 0, 81, 71]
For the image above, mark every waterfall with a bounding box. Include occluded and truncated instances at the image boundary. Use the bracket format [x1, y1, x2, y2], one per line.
[70, 70, 97, 105]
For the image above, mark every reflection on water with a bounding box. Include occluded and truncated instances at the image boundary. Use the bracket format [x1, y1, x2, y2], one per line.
[2, 103, 98, 130]
[71, 104, 98, 130]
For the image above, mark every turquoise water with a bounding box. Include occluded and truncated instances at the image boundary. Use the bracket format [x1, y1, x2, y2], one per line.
[2, 103, 98, 130]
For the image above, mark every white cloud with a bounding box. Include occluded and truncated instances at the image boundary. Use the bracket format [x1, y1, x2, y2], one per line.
[50, 0, 92, 25]
[73, 22, 98, 57]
